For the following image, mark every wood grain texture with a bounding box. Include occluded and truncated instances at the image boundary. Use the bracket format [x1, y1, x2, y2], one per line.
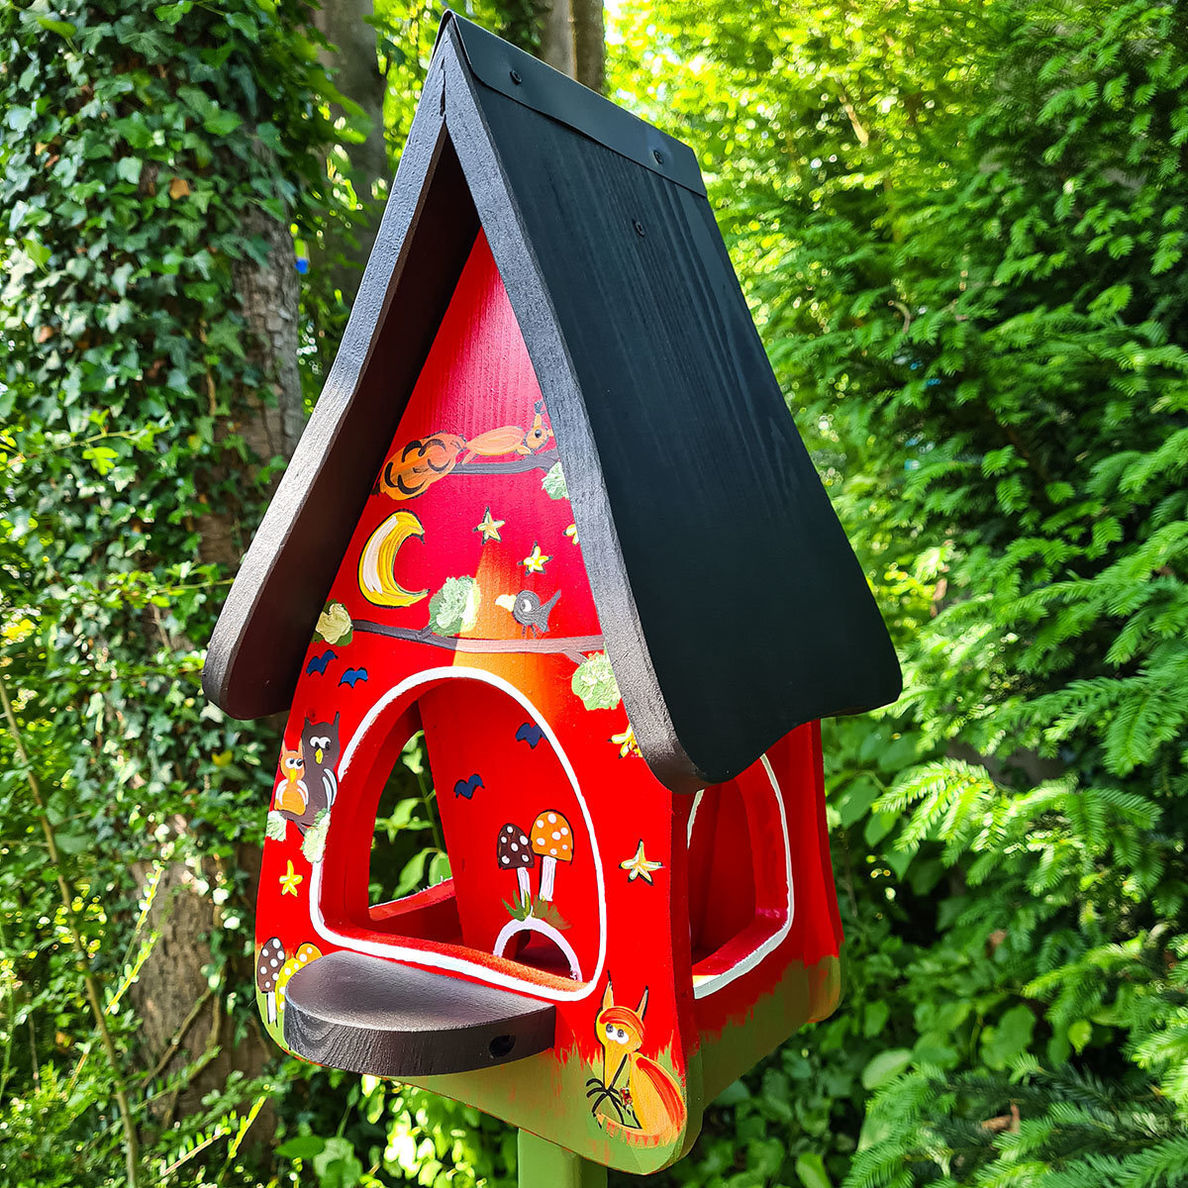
[282, 951, 556, 1077]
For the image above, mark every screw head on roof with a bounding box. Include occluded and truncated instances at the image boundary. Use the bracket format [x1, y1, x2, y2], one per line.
[509, 69, 522, 85]
[652, 148, 664, 164]
[632, 219, 646, 237]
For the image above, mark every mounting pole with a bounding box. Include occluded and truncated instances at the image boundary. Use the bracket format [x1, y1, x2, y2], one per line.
[518, 1130, 607, 1188]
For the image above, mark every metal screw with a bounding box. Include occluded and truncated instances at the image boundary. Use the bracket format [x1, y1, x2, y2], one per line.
[632, 219, 646, 237]
[652, 148, 664, 164]
[509, 69, 522, 85]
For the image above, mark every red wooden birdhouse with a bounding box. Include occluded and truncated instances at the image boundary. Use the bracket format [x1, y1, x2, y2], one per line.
[205, 14, 900, 1177]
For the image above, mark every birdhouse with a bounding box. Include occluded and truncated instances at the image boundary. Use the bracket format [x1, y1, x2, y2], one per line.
[204, 14, 900, 1177]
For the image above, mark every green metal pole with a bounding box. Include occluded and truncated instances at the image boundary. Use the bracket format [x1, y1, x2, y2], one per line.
[517, 1129, 608, 1188]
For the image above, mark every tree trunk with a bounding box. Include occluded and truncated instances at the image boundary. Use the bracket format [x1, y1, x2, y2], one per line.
[572, 0, 605, 95]
[534, 0, 604, 94]
[130, 847, 276, 1133]
[197, 209, 305, 571]
[539, 0, 575, 79]
[314, 0, 388, 305]
[132, 211, 305, 1136]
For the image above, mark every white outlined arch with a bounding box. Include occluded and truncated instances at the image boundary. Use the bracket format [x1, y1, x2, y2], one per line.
[690, 755, 795, 999]
[493, 917, 582, 981]
[308, 666, 605, 1003]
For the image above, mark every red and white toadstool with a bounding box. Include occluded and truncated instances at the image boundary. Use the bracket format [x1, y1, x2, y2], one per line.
[530, 810, 574, 901]
[497, 822, 535, 905]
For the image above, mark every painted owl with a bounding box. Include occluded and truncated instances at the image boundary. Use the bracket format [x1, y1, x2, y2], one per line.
[298, 713, 340, 830]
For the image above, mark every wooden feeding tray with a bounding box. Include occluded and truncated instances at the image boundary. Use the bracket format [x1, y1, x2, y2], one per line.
[283, 951, 556, 1077]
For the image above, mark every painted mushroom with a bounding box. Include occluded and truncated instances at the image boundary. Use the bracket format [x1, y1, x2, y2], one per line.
[530, 811, 574, 901]
[257, 936, 286, 1024]
[275, 941, 323, 1012]
[497, 822, 534, 905]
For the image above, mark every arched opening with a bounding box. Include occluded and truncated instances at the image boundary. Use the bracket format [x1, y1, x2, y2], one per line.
[687, 782, 758, 963]
[686, 753, 795, 998]
[369, 730, 450, 906]
[317, 671, 602, 992]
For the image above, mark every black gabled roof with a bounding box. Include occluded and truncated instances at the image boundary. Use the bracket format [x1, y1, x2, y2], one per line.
[203, 13, 901, 794]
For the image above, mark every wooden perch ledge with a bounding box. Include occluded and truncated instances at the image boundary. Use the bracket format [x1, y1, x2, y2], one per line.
[283, 951, 556, 1077]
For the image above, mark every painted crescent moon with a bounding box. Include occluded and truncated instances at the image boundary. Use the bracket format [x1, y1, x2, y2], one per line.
[358, 511, 428, 608]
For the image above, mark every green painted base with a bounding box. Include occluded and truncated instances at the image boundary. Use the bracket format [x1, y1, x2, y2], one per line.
[698, 954, 842, 1100]
[518, 1130, 608, 1188]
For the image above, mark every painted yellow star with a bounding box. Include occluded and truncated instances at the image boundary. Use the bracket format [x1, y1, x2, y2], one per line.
[279, 860, 303, 896]
[619, 840, 663, 884]
[474, 506, 505, 543]
[565, 523, 579, 545]
[520, 542, 551, 574]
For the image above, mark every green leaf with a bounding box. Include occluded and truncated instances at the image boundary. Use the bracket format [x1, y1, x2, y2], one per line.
[863, 1000, 891, 1039]
[392, 850, 429, 897]
[225, 12, 258, 40]
[982, 1004, 1036, 1070]
[256, 122, 283, 153]
[795, 1152, 832, 1188]
[115, 157, 142, 185]
[427, 851, 451, 885]
[154, 2, 194, 26]
[276, 1135, 326, 1159]
[864, 811, 895, 847]
[7, 107, 35, 135]
[1067, 1019, 1092, 1053]
[22, 237, 50, 270]
[55, 830, 88, 854]
[861, 1048, 912, 1091]
[837, 775, 880, 827]
[33, 15, 76, 38]
[112, 116, 153, 150]
[203, 108, 243, 137]
[312, 1136, 363, 1188]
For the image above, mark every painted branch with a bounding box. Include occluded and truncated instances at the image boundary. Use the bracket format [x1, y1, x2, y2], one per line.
[453, 453, 557, 475]
[355, 621, 603, 655]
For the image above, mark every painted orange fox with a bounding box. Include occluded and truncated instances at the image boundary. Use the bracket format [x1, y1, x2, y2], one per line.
[585, 983, 685, 1148]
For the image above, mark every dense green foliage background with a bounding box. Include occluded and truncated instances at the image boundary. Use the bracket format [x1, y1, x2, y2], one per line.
[2, 0, 1186, 1186]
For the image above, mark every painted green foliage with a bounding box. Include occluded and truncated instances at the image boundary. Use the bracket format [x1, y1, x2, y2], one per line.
[428, 575, 482, 636]
[572, 652, 622, 712]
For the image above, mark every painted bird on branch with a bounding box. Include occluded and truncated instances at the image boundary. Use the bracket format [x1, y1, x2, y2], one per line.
[496, 589, 561, 637]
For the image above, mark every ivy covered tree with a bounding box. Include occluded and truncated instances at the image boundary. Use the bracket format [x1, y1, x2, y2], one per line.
[0, 0, 341, 1179]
